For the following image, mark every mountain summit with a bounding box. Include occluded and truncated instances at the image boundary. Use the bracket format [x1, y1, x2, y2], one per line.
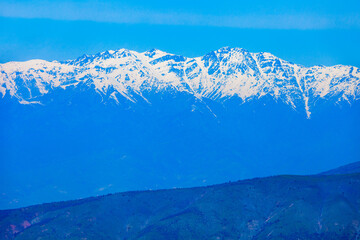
[1, 47, 359, 118]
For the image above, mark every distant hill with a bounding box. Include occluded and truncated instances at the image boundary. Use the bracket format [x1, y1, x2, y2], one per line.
[320, 161, 360, 175]
[1, 163, 359, 240]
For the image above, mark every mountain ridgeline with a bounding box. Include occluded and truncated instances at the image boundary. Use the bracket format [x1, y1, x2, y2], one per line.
[1, 47, 359, 118]
[0, 47, 360, 209]
[0, 162, 359, 240]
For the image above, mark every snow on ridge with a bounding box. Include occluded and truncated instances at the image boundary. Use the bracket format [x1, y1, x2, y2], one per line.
[0, 47, 359, 116]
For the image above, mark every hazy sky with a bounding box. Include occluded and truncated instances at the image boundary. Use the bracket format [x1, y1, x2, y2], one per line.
[1, 0, 360, 66]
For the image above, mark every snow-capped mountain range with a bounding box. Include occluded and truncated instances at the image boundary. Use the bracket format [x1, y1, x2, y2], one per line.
[2, 47, 360, 210]
[1, 47, 359, 118]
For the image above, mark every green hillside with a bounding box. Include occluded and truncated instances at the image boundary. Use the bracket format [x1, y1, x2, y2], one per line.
[1, 171, 360, 239]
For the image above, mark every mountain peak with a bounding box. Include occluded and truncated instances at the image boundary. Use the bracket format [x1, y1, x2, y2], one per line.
[143, 48, 168, 58]
[205, 46, 249, 57]
[216, 46, 246, 52]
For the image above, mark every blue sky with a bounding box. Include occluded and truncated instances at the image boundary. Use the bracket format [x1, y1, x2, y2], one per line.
[1, 0, 360, 66]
